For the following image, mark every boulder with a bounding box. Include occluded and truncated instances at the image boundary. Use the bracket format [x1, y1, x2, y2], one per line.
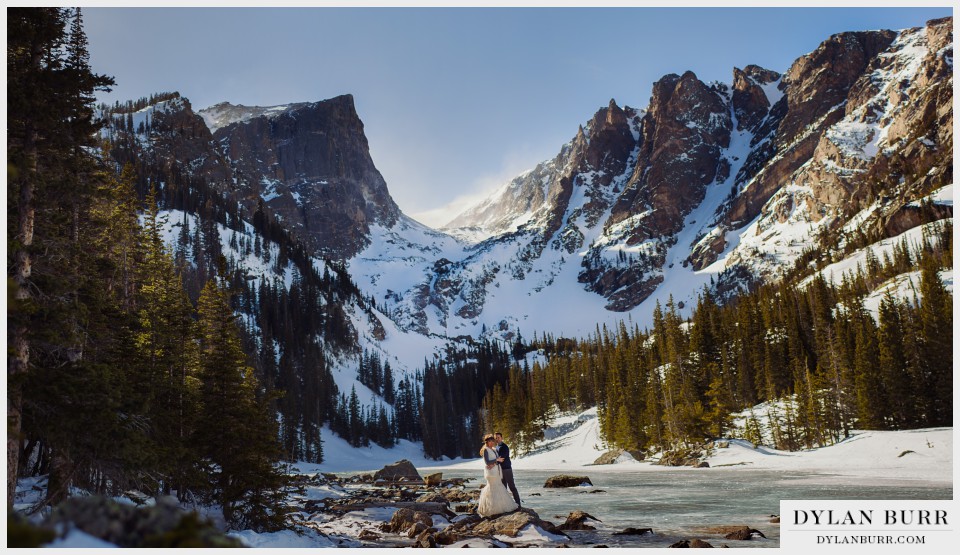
[722, 526, 765, 540]
[558, 510, 602, 531]
[434, 514, 483, 545]
[416, 492, 448, 504]
[424, 472, 443, 487]
[415, 529, 437, 548]
[593, 449, 624, 465]
[358, 529, 380, 541]
[544, 475, 593, 488]
[407, 522, 428, 538]
[440, 488, 478, 503]
[471, 508, 566, 538]
[594, 449, 644, 464]
[657, 449, 704, 467]
[613, 527, 654, 536]
[374, 460, 422, 482]
[671, 539, 716, 548]
[387, 508, 433, 534]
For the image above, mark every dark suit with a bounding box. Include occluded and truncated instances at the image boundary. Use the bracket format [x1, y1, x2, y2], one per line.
[497, 442, 521, 507]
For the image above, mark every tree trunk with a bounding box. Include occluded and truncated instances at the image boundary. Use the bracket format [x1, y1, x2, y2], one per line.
[8, 114, 36, 507]
[46, 449, 73, 506]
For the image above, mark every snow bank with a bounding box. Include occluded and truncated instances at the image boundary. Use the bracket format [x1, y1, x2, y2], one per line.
[229, 528, 336, 548]
[707, 428, 952, 485]
[289, 425, 456, 474]
[45, 529, 120, 548]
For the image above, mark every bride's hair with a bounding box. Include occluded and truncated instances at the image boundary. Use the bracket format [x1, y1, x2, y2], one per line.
[480, 434, 495, 457]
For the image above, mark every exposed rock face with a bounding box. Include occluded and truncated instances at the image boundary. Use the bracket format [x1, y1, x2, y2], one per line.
[689, 19, 951, 282]
[722, 30, 897, 228]
[732, 65, 781, 132]
[612, 71, 732, 240]
[432, 18, 950, 323]
[446, 99, 641, 242]
[202, 95, 401, 258]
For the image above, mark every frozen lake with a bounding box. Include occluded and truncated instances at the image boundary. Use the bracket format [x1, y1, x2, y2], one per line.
[429, 468, 952, 547]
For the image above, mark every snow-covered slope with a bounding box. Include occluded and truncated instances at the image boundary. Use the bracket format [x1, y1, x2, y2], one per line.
[799, 218, 953, 287]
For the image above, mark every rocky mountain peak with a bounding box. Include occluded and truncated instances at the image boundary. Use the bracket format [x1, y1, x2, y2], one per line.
[579, 99, 638, 177]
[609, 69, 731, 239]
[198, 94, 399, 258]
[605, 98, 624, 125]
[732, 65, 781, 132]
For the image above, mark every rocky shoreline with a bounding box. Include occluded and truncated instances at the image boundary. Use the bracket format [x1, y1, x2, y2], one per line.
[12, 460, 778, 548]
[288, 460, 775, 548]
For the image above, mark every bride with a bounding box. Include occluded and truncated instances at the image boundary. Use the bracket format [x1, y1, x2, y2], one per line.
[477, 434, 518, 517]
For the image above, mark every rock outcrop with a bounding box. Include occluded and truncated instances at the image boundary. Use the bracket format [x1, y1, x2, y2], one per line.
[201, 95, 401, 258]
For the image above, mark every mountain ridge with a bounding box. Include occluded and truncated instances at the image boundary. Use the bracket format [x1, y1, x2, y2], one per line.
[101, 17, 952, 344]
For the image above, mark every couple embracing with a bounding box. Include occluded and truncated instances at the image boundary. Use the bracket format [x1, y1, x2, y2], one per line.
[477, 432, 522, 517]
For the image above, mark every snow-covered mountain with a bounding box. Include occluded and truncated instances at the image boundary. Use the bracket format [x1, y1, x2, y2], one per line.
[362, 17, 952, 337]
[98, 16, 952, 450]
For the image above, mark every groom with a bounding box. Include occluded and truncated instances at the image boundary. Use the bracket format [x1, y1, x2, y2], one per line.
[494, 432, 521, 508]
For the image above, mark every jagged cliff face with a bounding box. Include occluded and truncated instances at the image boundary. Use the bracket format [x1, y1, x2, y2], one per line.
[200, 96, 400, 258]
[692, 17, 952, 281]
[105, 95, 402, 259]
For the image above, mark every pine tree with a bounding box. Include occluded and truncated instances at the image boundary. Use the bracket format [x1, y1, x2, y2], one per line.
[194, 277, 291, 531]
[917, 253, 952, 425]
[135, 187, 202, 496]
[8, 7, 114, 505]
[877, 295, 910, 428]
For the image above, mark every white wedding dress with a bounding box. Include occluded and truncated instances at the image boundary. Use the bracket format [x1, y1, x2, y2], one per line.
[477, 446, 518, 517]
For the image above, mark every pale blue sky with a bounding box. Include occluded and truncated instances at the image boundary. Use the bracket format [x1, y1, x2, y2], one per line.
[85, 7, 951, 226]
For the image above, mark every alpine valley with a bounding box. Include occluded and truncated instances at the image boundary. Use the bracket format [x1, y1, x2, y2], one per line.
[8, 8, 953, 548]
[99, 16, 952, 456]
